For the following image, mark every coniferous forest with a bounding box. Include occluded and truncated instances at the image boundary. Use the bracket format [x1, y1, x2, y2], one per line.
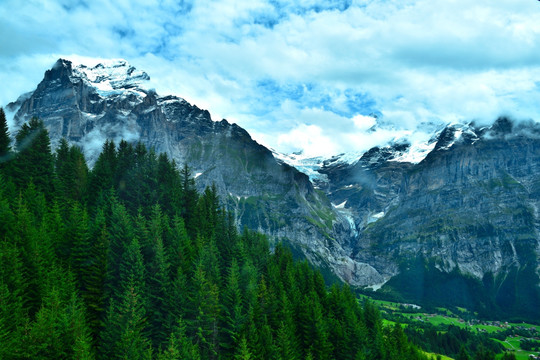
[0, 109, 430, 359]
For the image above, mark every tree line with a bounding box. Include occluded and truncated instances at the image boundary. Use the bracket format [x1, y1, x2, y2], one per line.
[0, 109, 431, 359]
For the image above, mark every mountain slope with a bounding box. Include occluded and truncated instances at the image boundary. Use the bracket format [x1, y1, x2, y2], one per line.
[7, 58, 368, 284]
[317, 119, 540, 318]
[6, 58, 540, 319]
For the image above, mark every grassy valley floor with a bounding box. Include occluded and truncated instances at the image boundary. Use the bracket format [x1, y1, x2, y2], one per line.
[359, 295, 540, 360]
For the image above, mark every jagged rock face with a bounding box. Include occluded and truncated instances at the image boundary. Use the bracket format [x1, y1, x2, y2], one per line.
[348, 121, 540, 276]
[391, 122, 540, 275]
[8, 58, 369, 285]
[319, 119, 540, 317]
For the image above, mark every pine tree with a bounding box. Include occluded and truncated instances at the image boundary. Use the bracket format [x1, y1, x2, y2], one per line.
[127, 142, 158, 213]
[234, 336, 252, 360]
[55, 138, 71, 200]
[384, 323, 410, 360]
[146, 205, 172, 348]
[220, 259, 244, 356]
[363, 300, 384, 360]
[85, 208, 109, 338]
[13, 194, 43, 315]
[70, 145, 89, 202]
[101, 236, 151, 359]
[189, 259, 220, 359]
[456, 346, 470, 360]
[23, 181, 47, 225]
[239, 258, 258, 312]
[256, 322, 276, 360]
[168, 264, 189, 327]
[473, 345, 495, 360]
[0, 176, 16, 241]
[275, 293, 300, 360]
[179, 163, 198, 237]
[158, 319, 201, 360]
[0, 283, 14, 359]
[12, 117, 54, 196]
[114, 139, 134, 194]
[156, 152, 182, 216]
[66, 202, 92, 290]
[88, 139, 116, 207]
[106, 200, 134, 300]
[195, 184, 220, 240]
[306, 292, 332, 360]
[66, 289, 96, 360]
[215, 211, 238, 273]
[200, 238, 221, 286]
[25, 269, 94, 359]
[115, 282, 152, 360]
[0, 107, 11, 172]
[0, 241, 27, 358]
[501, 352, 517, 360]
[56, 139, 88, 204]
[166, 215, 192, 275]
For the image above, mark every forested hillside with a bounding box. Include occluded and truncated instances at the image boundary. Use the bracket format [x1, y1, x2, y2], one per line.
[0, 109, 428, 359]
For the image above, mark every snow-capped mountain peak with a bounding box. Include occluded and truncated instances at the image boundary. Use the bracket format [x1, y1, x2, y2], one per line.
[271, 149, 329, 183]
[62, 58, 150, 97]
[273, 121, 478, 181]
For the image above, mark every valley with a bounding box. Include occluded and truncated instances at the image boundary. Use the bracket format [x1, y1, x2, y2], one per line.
[359, 294, 540, 359]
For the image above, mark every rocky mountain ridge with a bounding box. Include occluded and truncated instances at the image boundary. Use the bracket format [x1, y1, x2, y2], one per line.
[7, 58, 372, 285]
[315, 118, 540, 318]
[7, 58, 540, 319]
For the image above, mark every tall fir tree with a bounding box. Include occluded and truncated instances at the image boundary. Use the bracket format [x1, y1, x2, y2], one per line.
[12, 117, 54, 196]
[158, 319, 201, 360]
[56, 139, 88, 204]
[0, 107, 11, 173]
[88, 139, 117, 208]
[179, 163, 199, 238]
[106, 199, 134, 300]
[457, 346, 471, 360]
[101, 235, 151, 359]
[156, 152, 182, 216]
[85, 208, 109, 338]
[146, 204, 173, 348]
[234, 336, 252, 360]
[219, 258, 244, 357]
[189, 259, 220, 360]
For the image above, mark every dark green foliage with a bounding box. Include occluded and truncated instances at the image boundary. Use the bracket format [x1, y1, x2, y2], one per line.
[55, 138, 89, 204]
[521, 338, 540, 351]
[457, 346, 470, 360]
[0, 131, 430, 359]
[158, 319, 201, 360]
[473, 345, 495, 360]
[403, 323, 503, 359]
[379, 255, 540, 321]
[220, 259, 244, 356]
[500, 352, 517, 360]
[0, 108, 11, 171]
[12, 117, 55, 196]
[88, 139, 116, 208]
[180, 163, 199, 237]
[379, 246, 540, 321]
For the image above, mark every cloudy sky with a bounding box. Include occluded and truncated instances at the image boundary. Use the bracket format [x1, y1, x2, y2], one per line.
[1, 0, 539, 157]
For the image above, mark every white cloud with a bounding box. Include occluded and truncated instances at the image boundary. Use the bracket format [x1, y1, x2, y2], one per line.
[1, 0, 539, 157]
[352, 115, 376, 131]
[277, 124, 338, 157]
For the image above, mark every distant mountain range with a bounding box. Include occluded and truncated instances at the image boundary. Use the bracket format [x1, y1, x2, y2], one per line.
[7, 58, 540, 320]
